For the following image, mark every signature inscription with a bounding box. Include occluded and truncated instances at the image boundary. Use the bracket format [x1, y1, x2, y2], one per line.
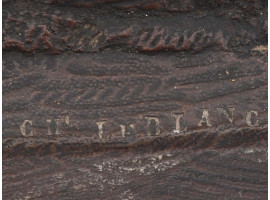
[19, 106, 260, 138]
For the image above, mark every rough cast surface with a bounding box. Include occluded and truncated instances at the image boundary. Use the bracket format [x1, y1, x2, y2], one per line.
[3, 0, 267, 199]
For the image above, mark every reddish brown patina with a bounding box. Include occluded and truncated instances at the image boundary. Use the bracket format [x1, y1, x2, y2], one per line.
[3, 0, 267, 199]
